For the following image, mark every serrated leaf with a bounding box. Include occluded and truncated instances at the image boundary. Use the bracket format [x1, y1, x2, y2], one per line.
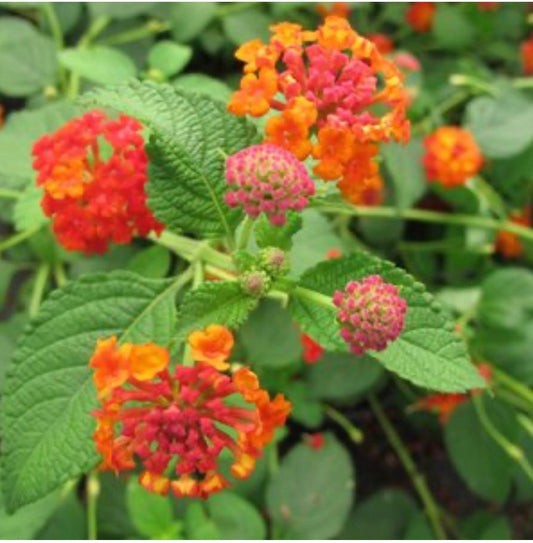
[0, 17, 58, 96]
[266, 433, 354, 539]
[82, 81, 258, 237]
[126, 479, 181, 539]
[1, 271, 182, 511]
[445, 398, 519, 502]
[60, 46, 137, 85]
[255, 212, 302, 250]
[289, 254, 484, 392]
[176, 281, 257, 340]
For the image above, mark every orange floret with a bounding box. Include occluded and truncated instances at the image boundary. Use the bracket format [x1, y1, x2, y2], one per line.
[406, 2, 436, 32]
[188, 325, 234, 370]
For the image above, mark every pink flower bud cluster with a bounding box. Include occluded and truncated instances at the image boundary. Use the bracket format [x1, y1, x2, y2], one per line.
[333, 275, 407, 355]
[225, 144, 315, 225]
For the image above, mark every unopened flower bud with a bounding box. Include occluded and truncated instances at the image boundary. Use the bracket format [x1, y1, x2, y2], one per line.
[240, 270, 271, 298]
[259, 247, 289, 277]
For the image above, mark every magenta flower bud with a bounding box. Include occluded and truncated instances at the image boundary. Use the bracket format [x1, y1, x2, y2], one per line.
[332, 275, 407, 356]
[225, 144, 315, 226]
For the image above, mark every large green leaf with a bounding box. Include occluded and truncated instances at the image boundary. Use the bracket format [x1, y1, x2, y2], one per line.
[288, 254, 484, 392]
[170, 2, 218, 42]
[433, 4, 475, 50]
[36, 491, 86, 540]
[474, 268, 533, 384]
[82, 80, 258, 237]
[175, 281, 257, 340]
[1, 271, 181, 511]
[148, 40, 192, 77]
[266, 433, 354, 539]
[445, 399, 519, 502]
[0, 17, 57, 96]
[222, 9, 272, 44]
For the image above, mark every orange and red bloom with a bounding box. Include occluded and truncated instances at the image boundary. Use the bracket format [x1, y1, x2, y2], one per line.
[423, 126, 483, 188]
[406, 2, 436, 32]
[32, 110, 162, 254]
[227, 17, 410, 207]
[496, 207, 531, 259]
[521, 34, 533, 76]
[90, 326, 290, 498]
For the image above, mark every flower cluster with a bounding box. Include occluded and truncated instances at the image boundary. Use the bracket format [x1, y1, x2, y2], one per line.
[423, 126, 483, 188]
[316, 2, 350, 19]
[32, 110, 163, 254]
[227, 17, 410, 206]
[405, 2, 436, 32]
[496, 208, 531, 259]
[90, 327, 290, 498]
[225, 144, 315, 225]
[333, 275, 407, 355]
[413, 364, 493, 424]
[521, 34, 533, 76]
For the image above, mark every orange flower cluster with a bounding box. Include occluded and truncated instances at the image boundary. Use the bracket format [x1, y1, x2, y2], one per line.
[90, 327, 290, 498]
[413, 364, 492, 424]
[521, 34, 533, 76]
[478, 2, 499, 11]
[406, 2, 436, 32]
[227, 17, 410, 206]
[496, 207, 531, 259]
[32, 110, 163, 254]
[316, 2, 350, 19]
[423, 126, 483, 188]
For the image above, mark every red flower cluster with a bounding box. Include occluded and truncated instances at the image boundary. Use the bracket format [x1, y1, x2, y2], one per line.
[521, 34, 533, 76]
[32, 110, 162, 254]
[423, 126, 483, 188]
[496, 207, 531, 259]
[413, 364, 493, 424]
[90, 327, 290, 498]
[227, 17, 410, 206]
[406, 2, 436, 32]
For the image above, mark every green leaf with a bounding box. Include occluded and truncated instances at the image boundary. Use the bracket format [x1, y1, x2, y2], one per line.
[97, 473, 138, 538]
[433, 4, 475, 50]
[1, 271, 181, 511]
[205, 491, 266, 539]
[289, 254, 484, 393]
[37, 491, 86, 540]
[148, 40, 192, 77]
[0, 17, 57, 96]
[266, 433, 354, 539]
[475, 268, 533, 384]
[255, 212, 302, 251]
[0, 479, 58, 539]
[284, 380, 324, 428]
[403, 511, 434, 540]
[461, 511, 512, 540]
[382, 139, 427, 209]
[127, 245, 171, 278]
[240, 299, 302, 369]
[222, 9, 272, 44]
[173, 73, 232, 102]
[126, 479, 181, 539]
[13, 184, 48, 233]
[170, 2, 218, 42]
[0, 314, 27, 393]
[465, 92, 533, 159]
[338, 489, 417, 539]
[82, 81, 258, 237]
[184, 502, 220, 539]
[308, 352, 384, 402]
[445, 399, 519, 502]
[88, 2, 155, 19]
[59, 46, 137, 85]
[176, 281, 257, 340]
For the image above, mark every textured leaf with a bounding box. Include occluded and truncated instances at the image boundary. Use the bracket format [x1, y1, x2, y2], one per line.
[255, 212, 302, 251]
[308, 352, 384, 402]
[338, 489, 417, 540]
[1, 271, 181, 510]
[445, 399, 519, 502]
[82, 80, 258, 237]
[59, 46, 137, 85]
[266, 433, 354, 539]
[0, 17, 57, 96]
[474, 268, 533, 384]
[289, 254, 484, 392]
[173, 73, 232, 102]
[176, 281, 257, 340]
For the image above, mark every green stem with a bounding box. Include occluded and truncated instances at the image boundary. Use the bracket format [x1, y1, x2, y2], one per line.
[53, 262, 68, 288]
[495, 388, 533, 416]
[398, 239, 493, 254]
[86, 471, 100, 540]
[472, 395, 533, 484]
[369, 394, 446, 539]
[204, 264, 236, 281]
[0, 226, 41, 253]
[492, 368, 533, 406]
[293, 286, 335, 310]
[236, 216, 254, 251]
[99, 20, 170, 46]
[325, 405, 364, 444]
[41, 3, 67, 91]
[0, 188, 22, 199]
[29, 263, 50, 318]
[268, 442, 279, 477]
[412, 88, 471, 134]
[517, 413, 533, 440]
[314, 202, 533, 243]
